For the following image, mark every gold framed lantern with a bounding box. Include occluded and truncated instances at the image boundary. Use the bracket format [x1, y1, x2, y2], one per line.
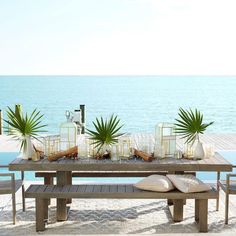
[43, 135, 60, 156]
[60, 111, 77, 151]
[118, 135, 132, 159]
[155, 123, 176, 158]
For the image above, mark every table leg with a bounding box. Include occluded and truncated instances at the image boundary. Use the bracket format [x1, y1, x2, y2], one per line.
[169, 199, 184, 222]
[57, 171, 68, 221]
[44, 175, 53, 206]
[167, 171, 185, 203]
[216, 171, 220, 211]
[66, 171, 72, 204]
[195, 199, 199, 222]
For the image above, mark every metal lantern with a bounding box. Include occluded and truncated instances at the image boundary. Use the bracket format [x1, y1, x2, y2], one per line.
[60, 111, 77, 151]
[155, 123, 176, 158]
[43, 135, 60, 156]
[118, 135, 132, 159]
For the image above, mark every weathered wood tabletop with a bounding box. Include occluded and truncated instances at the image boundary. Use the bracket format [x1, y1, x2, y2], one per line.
[9, 152, 233, 172]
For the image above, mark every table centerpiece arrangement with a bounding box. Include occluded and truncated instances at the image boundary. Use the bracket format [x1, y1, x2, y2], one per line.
[4, 105, 47, 160]
[174, 107, 214, 159]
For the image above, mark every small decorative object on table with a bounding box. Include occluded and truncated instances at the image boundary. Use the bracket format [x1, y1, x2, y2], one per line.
[4, 105, 47, 160]
[134, 149, 153, 162]
[118, 134, 132, 159]
[203, 143, 215, 158]
[60, 110, 77, 151]
[43, 135, 60, 156]
[86, 114, 123, 159]
[47, 146, 78, 161]
[175, 108, 214, 160]
[154, 123, 176, 158]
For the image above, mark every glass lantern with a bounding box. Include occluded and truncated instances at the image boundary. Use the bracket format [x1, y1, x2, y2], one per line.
[43, 135, 60, 156]
[60, 111, 77, 151]
[154, 123, 176, 158]
[118, 135, 132, 159]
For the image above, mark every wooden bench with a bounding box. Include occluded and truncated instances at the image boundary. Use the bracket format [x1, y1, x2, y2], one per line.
[25, 183, 217, 233]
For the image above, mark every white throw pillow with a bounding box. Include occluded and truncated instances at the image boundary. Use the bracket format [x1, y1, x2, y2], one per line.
[166, 174, 211, 193]
[134, 175, 175, 192]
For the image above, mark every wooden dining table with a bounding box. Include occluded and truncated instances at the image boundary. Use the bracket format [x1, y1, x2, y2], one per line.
[9, 152, 233, 221]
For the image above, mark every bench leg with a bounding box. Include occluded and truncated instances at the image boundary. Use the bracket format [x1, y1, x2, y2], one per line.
[12, 192, 16, 225]
[44, 176, 54, 206]
[169, 199, 184, 222]
[36, 198, 46, 231]
[198, 199, 208, 232]
[195, 199, 199, 222]
[225, 192, 229, 224]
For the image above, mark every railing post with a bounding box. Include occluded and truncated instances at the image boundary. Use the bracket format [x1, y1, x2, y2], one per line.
[0, 109, 2, 135]
[15, 104, 22, 114]
[80, 105, 86, 134]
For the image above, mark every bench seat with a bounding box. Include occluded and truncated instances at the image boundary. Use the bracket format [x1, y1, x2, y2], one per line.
[25, 184, 217, 233]
[26, 184, 217, 199]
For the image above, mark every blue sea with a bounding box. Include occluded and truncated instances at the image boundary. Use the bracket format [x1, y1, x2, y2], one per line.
[1, 76, 236, 133]
[1, 76, 236, 181]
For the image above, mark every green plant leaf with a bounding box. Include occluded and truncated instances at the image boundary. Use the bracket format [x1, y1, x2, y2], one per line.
[86, 114, 124, 153]
[3, 105, 47, 150]
[174, 107, 214, 144]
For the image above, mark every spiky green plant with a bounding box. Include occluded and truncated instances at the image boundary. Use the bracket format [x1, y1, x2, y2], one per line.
[86, 114, 123, 153]
[175, 108, 214, 144]
[4, 106, 47, 151]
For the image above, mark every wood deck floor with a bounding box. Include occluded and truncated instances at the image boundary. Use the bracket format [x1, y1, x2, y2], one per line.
[1, 133, 236, 152]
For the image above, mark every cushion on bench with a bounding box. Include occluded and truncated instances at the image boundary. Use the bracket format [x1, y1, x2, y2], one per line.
[167, 174, 211, 193]
[134, 175, 175, 192]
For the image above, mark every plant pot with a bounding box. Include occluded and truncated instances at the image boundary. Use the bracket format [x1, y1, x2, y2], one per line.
[194, 140, 205, 159]
[22, 135, 34, 160]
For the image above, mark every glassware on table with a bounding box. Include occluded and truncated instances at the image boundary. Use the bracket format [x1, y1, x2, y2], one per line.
[86, 138, 98, 158]
[204, 143, 215, 158]
[155, 123, 176, 158]
[118, 135, 132, 160]
[183, 143, 194, 158]
[153, 144, 166, 159]
[111, 144, 120, 162]
[77, 134, 88, 159]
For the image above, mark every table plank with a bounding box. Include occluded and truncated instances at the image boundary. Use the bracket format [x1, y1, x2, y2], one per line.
[8, 153, 232, 172]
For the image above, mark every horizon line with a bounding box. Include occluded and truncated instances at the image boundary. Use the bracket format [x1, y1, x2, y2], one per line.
[0, 74, 236, 77]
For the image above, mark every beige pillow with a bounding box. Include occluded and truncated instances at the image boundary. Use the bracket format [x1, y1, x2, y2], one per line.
[166, 174, 211, 193]
[134, 175, 175, 192]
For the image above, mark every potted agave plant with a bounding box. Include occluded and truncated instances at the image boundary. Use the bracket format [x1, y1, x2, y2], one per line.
[175, 108, 214, 159]
[86, 114, 123, 159]
[4, 105, 47, 160]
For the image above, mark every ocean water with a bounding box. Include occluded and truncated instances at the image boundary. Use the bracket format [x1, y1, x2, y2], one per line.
[1, 76, 236, 133]
[0, 151, 235, 181]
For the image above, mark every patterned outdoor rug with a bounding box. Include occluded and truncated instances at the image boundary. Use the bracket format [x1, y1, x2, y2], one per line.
[1, 190, 236, 235]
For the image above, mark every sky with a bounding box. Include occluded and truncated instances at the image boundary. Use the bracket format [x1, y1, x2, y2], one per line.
[0, 0, 236, 75]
